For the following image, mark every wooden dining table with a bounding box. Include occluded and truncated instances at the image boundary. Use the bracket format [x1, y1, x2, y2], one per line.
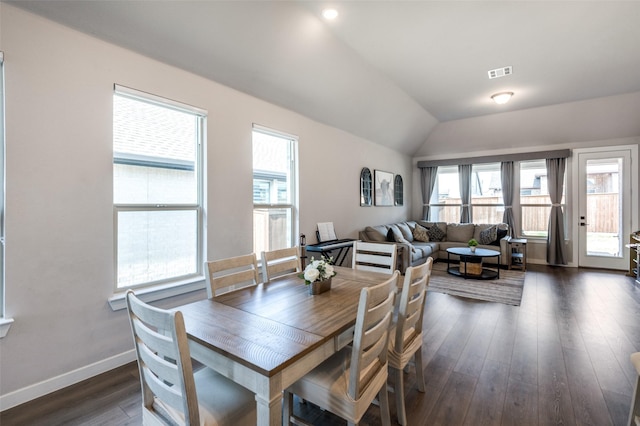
[177, 265, 393, 426]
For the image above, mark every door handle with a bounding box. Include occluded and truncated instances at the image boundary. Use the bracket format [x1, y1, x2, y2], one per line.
[580, 223, 589, 226]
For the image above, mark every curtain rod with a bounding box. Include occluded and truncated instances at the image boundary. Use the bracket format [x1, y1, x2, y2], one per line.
[417, 149, 571, 168]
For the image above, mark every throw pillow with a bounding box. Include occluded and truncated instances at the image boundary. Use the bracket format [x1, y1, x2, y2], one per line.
[491, 228, 508, 246]
[427, 224, 445, 242]
[479, 225, 498, 245]
[412, 224, 430, 242]
[386, 228, 395, 242]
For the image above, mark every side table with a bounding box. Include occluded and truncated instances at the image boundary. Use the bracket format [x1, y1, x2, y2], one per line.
[508, 238, 527, 271]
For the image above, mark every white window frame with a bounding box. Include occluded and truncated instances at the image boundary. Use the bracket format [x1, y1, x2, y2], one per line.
[470, 162, 504, 224]
[0, 52, 12, 337]
[428, 165, 461, 222]
[252, 125, 299, 254]
[112, 85, 206, 293]
[518, 159, 566, 239]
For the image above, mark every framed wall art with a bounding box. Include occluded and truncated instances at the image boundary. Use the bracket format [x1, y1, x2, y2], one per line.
[374, 170, 394, 206]
[360, 167, 372, 206]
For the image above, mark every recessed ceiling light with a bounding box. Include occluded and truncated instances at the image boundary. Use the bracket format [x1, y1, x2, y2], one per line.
[322, 8, 338, 20]
[491, 92, 514, 105]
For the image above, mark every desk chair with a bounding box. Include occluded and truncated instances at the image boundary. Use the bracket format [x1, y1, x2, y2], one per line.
[125, 290, 256, 426]
[261, 246, 302, 283]
[284, 271, 399, 426]
[352, 241, 398, 274]
[388, 258, 433, 425]
[630, 352, 640, 426]
[204, 253, 260, 298]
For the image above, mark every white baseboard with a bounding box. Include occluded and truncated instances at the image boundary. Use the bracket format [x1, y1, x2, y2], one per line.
[0, 350, 137, 411]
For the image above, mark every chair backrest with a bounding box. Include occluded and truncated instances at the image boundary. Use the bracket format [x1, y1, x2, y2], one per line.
[352, 241, 398, 274]
[349, 270, 399, 400]
[261, 246, 302, 283]
[393, 257, 432, 355]
[125, 290, 200, 425]
[205, 253, 259, 298]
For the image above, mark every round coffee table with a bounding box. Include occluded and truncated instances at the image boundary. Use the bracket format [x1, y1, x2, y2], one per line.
[446, 247, 501, 280]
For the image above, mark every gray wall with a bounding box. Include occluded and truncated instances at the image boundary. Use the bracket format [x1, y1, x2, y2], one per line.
[0, 5, 413, 407]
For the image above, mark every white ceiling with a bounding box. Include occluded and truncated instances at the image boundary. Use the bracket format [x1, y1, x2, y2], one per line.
[7, 1, 640, 155]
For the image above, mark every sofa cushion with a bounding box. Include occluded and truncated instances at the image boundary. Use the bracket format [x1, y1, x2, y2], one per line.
[479, 225, 498, 244]
[446, 223, 475, 243]
[364, 226, 388, 242]
[427, 225, 445, 242]
[386, 228, 396, 242]
[412, 224, 430, 242]
[396, 222, 414, 242]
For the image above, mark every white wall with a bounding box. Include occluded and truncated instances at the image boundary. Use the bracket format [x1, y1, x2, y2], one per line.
[0, 5, 413, 407]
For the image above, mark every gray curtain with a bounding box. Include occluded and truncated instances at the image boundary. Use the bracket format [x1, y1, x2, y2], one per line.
[420, 166, 438, 220]
[500, 161, 516, 237]
[546, 158, 568, 265]
[458, 164, 472, 223]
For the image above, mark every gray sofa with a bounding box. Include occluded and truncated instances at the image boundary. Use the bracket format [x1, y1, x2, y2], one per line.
[359, 220, 510, 273]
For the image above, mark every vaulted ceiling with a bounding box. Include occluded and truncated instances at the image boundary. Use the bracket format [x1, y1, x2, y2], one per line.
[8, 1, 640, 155]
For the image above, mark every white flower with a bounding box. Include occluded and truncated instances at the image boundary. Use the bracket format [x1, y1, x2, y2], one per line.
[301, 257, 337, 284]
[304, 267, 320, 283]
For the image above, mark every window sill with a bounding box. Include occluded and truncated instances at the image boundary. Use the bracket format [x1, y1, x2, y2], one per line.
[108, 276, 206, 311]
[0, 317, 15, 338]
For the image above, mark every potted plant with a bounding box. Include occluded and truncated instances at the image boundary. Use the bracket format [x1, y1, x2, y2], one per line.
[468, 238, 479, 253]
[300, 257, 337, 295]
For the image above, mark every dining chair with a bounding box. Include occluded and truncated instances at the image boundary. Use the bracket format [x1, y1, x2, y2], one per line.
[629, 352, 640, 426]
[284, 270, 399, 426]
[125, 290, 256, 426]
[204, 253, 260, 298]
[260, 246, 302, 283]
[352, 241, 398, 274]
[388, 257, 433, 426]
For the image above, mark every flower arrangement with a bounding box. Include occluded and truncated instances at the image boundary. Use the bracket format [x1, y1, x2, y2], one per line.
[468, 238, 478, 247]
[301, 257, 336, 284]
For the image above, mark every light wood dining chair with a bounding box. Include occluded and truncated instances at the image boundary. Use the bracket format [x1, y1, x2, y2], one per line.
[204, 253, 260, 298]
[260, 246, 302, 283]
[629, 352, 640, 426]
[284, 270, 399, 426]
[388, 257, 433, 426]
[125, 290, 256, 426]
[352, 241, 398, 274]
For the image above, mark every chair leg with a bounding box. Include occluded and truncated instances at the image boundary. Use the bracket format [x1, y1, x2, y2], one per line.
[378, 380, 391, 426]
[629, 353, 640, 426]
[415, 350, 426, 393]
[394, 366, 406, 426]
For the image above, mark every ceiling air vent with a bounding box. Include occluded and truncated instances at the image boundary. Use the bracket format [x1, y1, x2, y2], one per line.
[488, 66, 513, 79]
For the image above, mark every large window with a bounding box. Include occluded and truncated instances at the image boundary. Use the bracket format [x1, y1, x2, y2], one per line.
[429, 166, 460, 222]
[519, 159, 565, 238]
[252, 126, 298, 255]
[113, 86, 205, 289]
[471, 163, 504, 223]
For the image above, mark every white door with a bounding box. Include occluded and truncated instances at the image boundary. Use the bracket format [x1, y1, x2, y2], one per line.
[577, 148, 634, 270]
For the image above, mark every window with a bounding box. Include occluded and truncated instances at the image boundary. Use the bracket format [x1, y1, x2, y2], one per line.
[471, 163, 503, 223]
[429, 166, 460, 222]
[519, 160, 565, 238]
[113, 86, 205, 289]
[252, 126, 298, 254]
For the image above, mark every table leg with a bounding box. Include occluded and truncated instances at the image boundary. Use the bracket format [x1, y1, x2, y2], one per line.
[254, 375, 284, 426]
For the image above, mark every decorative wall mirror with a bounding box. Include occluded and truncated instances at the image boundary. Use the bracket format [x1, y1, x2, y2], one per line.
[360, 168, 372, 206]
[394, 175, 403, 206]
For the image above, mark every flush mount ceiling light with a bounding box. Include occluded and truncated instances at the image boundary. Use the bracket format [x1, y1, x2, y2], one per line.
[322, 8, 339, 20]
[491, 92, 514, 105]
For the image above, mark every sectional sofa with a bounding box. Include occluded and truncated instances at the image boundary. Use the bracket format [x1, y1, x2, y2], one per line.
[359, 220, 510, 273]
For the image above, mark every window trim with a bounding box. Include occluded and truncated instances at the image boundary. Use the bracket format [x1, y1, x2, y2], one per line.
[0, 51, 10, 336]
[113, 86, 206, 291]
[252, 125, 299, 252]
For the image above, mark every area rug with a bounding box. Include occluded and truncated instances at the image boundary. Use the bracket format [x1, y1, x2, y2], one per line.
[428, 261, 525, 306]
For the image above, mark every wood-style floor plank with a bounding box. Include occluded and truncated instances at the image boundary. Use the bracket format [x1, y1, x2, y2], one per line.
[1, 264, 638, 426]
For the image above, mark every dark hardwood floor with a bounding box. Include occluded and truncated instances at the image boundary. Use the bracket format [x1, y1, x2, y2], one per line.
[2, 264, 639, 425]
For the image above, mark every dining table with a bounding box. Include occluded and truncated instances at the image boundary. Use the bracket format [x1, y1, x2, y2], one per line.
[177, 265, 394, 426]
